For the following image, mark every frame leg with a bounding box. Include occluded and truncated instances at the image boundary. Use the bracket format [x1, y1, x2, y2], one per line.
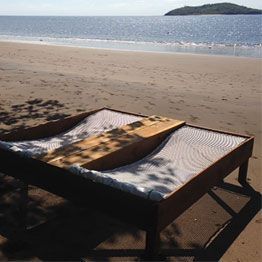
[6, 181, 29, 251]
[238, 160, 249, 185]
[12, 181, 28, 240]
[145, 228, 160, 259]
[19, 182, 28, 231]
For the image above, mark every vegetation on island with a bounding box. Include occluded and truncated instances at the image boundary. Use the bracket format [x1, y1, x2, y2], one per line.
[165, 2, 262, 16]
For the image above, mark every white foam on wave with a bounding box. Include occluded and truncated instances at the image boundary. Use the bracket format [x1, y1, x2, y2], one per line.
[0, 34, 261, 58]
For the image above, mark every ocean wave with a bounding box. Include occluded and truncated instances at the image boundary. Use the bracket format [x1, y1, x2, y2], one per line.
[0, 34, 261, 57]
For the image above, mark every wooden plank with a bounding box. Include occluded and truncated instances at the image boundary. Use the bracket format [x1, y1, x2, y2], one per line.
[48, 118, 185, 170]
[48, 117, 183, 167]
[40, 115, 170, 162]
[49, 117, 183, 168]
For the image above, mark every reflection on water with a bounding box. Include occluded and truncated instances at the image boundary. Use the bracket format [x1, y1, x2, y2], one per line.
[0, 15, 261, 58]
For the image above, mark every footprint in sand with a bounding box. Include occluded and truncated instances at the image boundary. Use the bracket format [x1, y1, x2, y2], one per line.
[148, 101, 156, 106]
[76, 109, 85, 112]
[148, 82, 156, 86]
[190, 115, 199, 122]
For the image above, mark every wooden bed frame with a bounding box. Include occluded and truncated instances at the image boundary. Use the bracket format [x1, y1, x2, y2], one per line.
[0, 107, 254, 258]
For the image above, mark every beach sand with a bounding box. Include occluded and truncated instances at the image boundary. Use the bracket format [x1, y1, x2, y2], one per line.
[0, 41, 261, 261]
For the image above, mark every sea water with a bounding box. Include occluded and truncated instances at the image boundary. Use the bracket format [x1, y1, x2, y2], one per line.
[0, 15, 261, 57]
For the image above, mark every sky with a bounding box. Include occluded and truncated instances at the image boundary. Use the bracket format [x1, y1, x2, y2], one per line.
[0, 0, 261, 16]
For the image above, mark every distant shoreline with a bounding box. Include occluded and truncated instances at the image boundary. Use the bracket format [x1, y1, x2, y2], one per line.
[0, 14, 261, 16]
[165, 3, 262, 16]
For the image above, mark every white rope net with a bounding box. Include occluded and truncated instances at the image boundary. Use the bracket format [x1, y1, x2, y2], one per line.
[71, 126, 245, 201]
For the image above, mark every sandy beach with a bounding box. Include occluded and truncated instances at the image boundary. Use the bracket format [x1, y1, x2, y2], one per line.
[0, 41, 261, 261]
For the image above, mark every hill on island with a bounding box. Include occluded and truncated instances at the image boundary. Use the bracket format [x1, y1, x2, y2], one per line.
[165, 2, 262, 16]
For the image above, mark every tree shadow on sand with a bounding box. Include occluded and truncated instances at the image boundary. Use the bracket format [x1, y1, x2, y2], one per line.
[0, 98, 71, 136]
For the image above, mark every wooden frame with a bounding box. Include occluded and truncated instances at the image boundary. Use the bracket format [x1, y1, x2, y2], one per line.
[0, 107, 254, 258]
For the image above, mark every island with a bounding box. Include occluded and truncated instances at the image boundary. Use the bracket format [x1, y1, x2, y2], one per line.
[165, 3, 262, 16]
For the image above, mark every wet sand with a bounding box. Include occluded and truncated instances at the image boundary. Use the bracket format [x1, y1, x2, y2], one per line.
[0, 41, 261, 261]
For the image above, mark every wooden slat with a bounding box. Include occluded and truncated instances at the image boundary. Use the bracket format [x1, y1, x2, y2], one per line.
[40, 115, 170, 162]
[48, 117, 185, 170]
[82, 118, 185, 171]
[48, 117, 183, 167]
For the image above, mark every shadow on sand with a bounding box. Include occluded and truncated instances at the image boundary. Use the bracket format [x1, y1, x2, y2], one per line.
[0, 174, 260, 261]
[0, 98, 70, 136]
